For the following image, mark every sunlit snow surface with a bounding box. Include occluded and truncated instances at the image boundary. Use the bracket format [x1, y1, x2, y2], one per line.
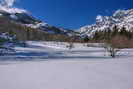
[0, 41, 133, 89]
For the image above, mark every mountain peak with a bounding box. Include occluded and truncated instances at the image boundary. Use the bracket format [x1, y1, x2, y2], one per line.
[96, 15, 103, 22]
[79, 9, 133, 38]
[0, 0, 27, 14]
[0, 3, 76, 37]
[0, 6, 27, 14]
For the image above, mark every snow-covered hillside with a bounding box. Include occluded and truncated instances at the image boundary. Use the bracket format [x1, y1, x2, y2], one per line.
[0, 5, 76, 36]
[80, 9, 133, 37]
[0, 6, 48, 27]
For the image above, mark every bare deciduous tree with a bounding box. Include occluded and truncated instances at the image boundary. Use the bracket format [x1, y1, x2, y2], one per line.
[104, 35, 129, 58]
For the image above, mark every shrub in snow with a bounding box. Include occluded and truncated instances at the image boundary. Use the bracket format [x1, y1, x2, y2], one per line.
[0, 32, 16, 42]
[104, 34, 133, 58]
[104, 36, 123, 58]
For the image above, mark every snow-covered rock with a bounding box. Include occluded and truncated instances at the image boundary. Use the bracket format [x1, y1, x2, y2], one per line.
[0, 32, 16, 55]
[0, 32, 16, 41]
[0, 6, 27, 14]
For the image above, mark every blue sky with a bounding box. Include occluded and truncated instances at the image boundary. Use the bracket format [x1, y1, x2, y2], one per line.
[16, 0, 133, 29]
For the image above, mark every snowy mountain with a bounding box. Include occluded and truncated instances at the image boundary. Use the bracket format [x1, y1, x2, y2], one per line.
[0, 6, 45, 26]
[79, 9, 133, 38]
[0, 6, 76, 36]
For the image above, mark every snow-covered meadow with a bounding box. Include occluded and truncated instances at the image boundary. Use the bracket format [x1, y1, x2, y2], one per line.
[0, 41, 133, 60]
[0, 41, 133, 89]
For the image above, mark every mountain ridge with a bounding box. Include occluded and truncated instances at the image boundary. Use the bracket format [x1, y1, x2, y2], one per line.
[79, 9, 133, 38]
[0, 6, 78, 36]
